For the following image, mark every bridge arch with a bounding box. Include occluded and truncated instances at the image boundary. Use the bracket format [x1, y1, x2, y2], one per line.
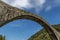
[0, 12, 59, 40]
[0, 1, 60, 40]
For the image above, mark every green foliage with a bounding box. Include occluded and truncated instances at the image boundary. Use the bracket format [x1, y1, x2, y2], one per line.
[28, 24, 60, 40]
[0, 35, 5, 40]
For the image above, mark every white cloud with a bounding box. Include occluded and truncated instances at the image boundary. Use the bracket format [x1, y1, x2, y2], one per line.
[2, 0, 32, 9]
[1, 0, 46, 13]
[12, 0, 32, 8]
[39, 0, 46, 5]
[45, 0, 60, 12]
[29, 0, 46, 14]
[54, 0, 60, 6]
[1, 0, 60, 13]
[45, 6, 52, 11]
[54, 0, 60, 4]
[37, 0, 45, 13]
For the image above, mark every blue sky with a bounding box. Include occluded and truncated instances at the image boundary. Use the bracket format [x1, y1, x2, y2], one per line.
[0, 0, 60, 40]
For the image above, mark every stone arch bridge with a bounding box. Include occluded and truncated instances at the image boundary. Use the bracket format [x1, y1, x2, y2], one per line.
[0, 0, 60, 40]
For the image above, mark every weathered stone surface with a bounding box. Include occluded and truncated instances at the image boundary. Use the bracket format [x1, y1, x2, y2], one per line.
[0, 0, 60, 40]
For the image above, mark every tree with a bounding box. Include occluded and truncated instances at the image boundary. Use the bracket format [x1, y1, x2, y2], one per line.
[0, 35, 5, 40]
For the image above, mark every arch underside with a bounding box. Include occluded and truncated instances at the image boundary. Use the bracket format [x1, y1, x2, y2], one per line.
[0, 14, 58, 40]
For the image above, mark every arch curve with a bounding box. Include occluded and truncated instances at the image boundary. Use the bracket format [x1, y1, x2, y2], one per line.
[0, 1, 60, 40]
[0, 13, 59, 40]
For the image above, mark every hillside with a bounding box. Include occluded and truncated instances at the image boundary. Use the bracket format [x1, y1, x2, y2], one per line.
[28, 24, 60, 40]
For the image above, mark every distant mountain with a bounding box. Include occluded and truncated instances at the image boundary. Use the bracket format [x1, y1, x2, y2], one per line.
[28, 24, 60, 40]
